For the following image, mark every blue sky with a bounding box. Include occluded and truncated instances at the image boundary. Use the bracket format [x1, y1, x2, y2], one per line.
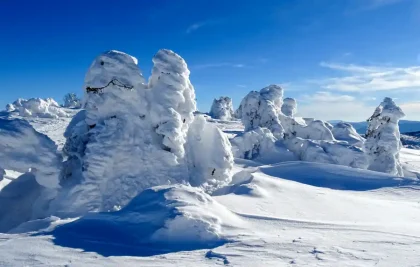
[1, 0, 419, 121]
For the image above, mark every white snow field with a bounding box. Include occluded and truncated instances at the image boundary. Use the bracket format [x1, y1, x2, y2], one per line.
[0, 50, 420, 267]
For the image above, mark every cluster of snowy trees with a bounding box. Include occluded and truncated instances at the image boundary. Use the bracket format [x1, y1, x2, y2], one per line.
[215, 86, 405, 176]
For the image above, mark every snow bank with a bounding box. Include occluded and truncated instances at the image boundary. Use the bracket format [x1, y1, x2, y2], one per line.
[186, 116, 233, 192]
[209, 97, 234, 120]
[6, 98, 69, 118]
[51, 185, 240, 254]
[0, 118, 62, 188]
[281, 97, 297, 117]
[332, 122, 365, 147]
[364, 97, 405, 176]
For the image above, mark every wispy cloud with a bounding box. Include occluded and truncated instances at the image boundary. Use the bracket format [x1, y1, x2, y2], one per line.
[316, 62, 420, 92]
[362, 0, 405, 10]
[300, 91, 355, 102]
[236, 84, 247, 88]
[192, 62, 246, 70]
[186, 19, 221, 34]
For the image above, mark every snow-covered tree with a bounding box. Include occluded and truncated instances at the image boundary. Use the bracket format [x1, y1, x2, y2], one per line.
[236, 85, 285, 138]
[281, 97, 297, 117]
[186, 115, 233, 192]
[63, 93, 82, 108]
[209, 96, 234, 120]
[364, 97, 405, 176]
[332, 122, 365, 147]
[148, 49, 196, 158]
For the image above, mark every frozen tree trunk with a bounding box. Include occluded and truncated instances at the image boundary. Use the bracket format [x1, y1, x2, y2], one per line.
[364, 97, 405, 176]
[209, 97, 234, 120]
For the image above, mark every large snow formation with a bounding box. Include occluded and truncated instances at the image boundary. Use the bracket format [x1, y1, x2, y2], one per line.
[281, 97, 297, 117]
[186, 116, 233, 192]
[236, 85, 285, 138]
[364, 97, 405, 176]
[233, 86, 367, 169]
[6, 98, 69, 118]
[55, 49, 232, 215]
[209, 97, 234, 120]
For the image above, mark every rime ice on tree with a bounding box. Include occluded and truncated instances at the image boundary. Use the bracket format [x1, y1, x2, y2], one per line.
[364, 97, 405, 176]
[281, 97, 297, 117]
[209, 97, 234, 120]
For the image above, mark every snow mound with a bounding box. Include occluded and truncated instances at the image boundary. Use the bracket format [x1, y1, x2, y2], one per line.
[6, 98, 69, 118]
[332, 122, 365, 147]
[186, 116, 234, 192]
[0, 118, 62, 188]
[209, 97, 234, 120]
[63, 93, 81, 108]
[365, 97, 405, 176]
[259, 161, 415, 191]
[51, 185, 240, 256]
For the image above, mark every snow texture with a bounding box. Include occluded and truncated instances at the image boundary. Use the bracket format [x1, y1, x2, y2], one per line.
[148, 49, 196, 158]
[6, 98, 69, 118]
[236, 85, 285, 138]
[209, 97, 234, 120]
[51, 185, 239, 255]
[281, 97, 297, 117]
[0, 118, 62, 188]
[332, 122, 365, 147]
[364, 97, 405, 176]
[186, 116, 233, 192]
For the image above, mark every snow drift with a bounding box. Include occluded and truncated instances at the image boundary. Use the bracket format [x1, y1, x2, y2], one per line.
[51, 185, 240, 256]
[6, 98, 69, 118]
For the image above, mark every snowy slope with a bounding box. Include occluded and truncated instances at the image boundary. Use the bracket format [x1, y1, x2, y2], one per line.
[1, 113, 420, 266]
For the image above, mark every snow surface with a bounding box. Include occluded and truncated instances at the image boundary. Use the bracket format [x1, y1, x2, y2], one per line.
[1, 51, 420, 266]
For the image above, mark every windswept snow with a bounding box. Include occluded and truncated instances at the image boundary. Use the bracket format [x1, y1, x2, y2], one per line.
[1, 49, 420, 267]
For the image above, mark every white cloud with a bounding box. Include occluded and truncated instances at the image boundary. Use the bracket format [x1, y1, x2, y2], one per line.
[317, 62, 420, 92]
[400, 101, 420, 120]
[192, 63, 246, 69]
[186, 19, 221, 34]
[236, 84, 247, 88]
[300, 91, 355, 102]
[297, 101, 374, 121]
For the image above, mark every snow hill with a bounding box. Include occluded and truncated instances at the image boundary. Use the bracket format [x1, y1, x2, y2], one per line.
[0, 50, 420, 266]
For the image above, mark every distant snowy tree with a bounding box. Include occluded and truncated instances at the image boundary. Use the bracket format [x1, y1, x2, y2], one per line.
[5, 98, 68, 118]
[63, 93, 81, 108]
[236, 85, 285, 138]
[186, 115, 233, 192]
[281, 97, 297, 117]
[364, 97, 405, 176]
[209, 97, 234, 120]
